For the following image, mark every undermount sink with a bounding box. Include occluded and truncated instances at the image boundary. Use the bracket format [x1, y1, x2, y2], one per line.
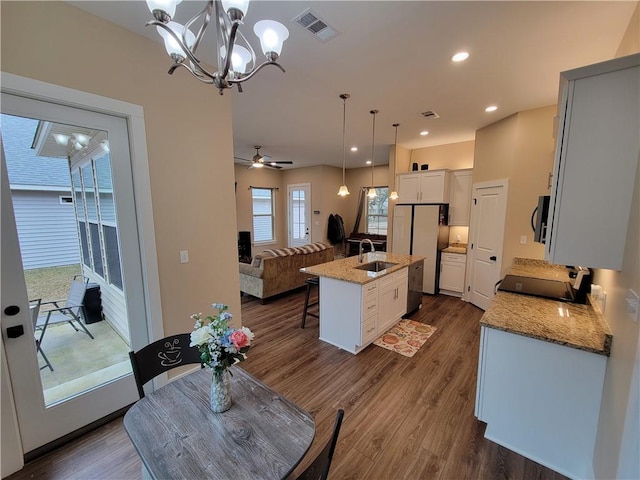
[354, 260, 398, 272]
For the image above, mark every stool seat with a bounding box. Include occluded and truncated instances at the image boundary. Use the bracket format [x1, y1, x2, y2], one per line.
[301, 276, 320, 328]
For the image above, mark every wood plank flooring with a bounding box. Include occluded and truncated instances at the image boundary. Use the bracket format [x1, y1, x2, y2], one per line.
[8, 291, 568, 480]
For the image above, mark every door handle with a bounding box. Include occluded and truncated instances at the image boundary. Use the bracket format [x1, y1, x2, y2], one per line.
[490, 256, 497, 261]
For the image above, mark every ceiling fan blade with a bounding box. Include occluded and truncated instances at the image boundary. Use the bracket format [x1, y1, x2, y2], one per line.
[269, 161, 293, 165]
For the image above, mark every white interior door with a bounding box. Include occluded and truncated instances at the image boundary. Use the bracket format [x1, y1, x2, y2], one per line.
[413, 205, 440, 294]
[466, 180, 508, 310]
[1, 93, 148, 454]
[288, 183, 311, 247]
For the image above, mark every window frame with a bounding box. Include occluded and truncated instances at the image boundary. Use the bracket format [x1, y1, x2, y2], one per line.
[251, 187, 276, 245]
[366, 186, 389, 235]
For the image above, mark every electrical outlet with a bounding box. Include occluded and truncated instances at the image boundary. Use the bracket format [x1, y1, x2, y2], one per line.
[520, 235, 527, 245]
[626, 289, 639, 322]
[180, 250, 189, 264]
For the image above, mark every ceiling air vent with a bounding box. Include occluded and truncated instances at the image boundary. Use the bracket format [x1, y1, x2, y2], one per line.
[420, 111, 440, 119]
[293, 8, 339, 43]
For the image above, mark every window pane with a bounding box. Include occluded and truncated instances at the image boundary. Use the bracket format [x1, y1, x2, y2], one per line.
[367, 187, 389, 235]
[79, 220, 91, 268]
[252, 188, 275, 242]
[82, 164, 98, 222]
[95, 153, 115, 223]
[89, 222, 104, 277]
[103, 225, 123, 290]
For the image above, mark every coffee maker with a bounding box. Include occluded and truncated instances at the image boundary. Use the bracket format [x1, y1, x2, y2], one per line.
[569, 266, 591, 304]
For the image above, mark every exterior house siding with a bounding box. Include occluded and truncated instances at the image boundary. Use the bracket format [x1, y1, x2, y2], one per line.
[12, 190, 80, 269]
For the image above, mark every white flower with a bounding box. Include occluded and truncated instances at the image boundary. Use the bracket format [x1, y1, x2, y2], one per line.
[240, 326, 254, 343]
[190, 326, 212, 347]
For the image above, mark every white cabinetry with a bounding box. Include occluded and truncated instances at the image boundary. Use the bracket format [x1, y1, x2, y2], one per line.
[439, 253, 466, 296]
[378, 268, 408, 334]
[547, 54, 639, 270]
[397, 170, 451, 204]
[475, 326, 607, 479]
[319, 268, 408, 354]
[448, 169, 473, 226]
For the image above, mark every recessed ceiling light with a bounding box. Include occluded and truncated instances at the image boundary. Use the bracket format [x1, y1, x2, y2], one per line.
[485, 105, 498, 112]
[451, 51, 469, 62]
[365, 160, 372, 165]
[420, 130, 429, 136]
[350, 146, 358, 152]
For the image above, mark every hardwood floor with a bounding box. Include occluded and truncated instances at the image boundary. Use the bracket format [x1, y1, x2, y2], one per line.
[9, 291, 568, 480]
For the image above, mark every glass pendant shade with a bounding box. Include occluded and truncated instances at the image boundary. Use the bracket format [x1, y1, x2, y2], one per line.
[221, 0, 250, 17]
[338, 185, 350, 196]
[146, 0, 179, 19]
[231, 45, 252, 73]
[158, 22, 195, 57]
[389, 191, 399, 200]
[254, 20, 289, 57]
[367, 187, 377, 198]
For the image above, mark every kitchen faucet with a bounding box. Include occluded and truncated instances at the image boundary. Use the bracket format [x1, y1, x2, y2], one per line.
[358, 239, 375, 263]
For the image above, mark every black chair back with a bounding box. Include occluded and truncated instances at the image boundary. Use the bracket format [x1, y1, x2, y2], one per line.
[296, 409, 344, 480]
[129, 333, 202, 398]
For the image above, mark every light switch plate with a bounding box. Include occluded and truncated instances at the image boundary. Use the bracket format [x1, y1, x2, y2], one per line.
[180, 250, 189, 264]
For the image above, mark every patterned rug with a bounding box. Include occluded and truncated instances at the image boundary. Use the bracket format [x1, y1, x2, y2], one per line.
[373, 320, 437, 357]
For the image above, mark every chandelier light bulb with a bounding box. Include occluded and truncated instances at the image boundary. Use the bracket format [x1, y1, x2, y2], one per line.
[158, 21, 195, 58]
[221, 0, 250, 18]
[146, 0, 179, 20]
[254, 20, 289, 58]
[231, 45, 252, 74]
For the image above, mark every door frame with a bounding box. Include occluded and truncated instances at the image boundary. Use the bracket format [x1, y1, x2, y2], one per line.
[287, 183, 311, 247]
[0, 72, 163, 471]
[465, 179, 508, 308]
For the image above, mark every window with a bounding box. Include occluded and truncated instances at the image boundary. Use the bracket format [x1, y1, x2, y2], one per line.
[252, 188, 275, 243]
[366, 187, 389, 235]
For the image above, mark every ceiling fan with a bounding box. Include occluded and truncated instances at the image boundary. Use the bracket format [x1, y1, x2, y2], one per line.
[234, 146, 293, 170]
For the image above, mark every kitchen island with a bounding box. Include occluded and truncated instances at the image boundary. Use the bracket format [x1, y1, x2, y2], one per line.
[475, 258, 612, 480]
[301, 252, 424, 354]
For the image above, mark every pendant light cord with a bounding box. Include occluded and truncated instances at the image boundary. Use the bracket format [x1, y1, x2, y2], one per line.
[342, 96, 347, 185]
[370, 110, 378, 188]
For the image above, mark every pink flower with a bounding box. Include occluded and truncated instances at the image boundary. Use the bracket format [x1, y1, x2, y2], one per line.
[230, 329, 250, 349]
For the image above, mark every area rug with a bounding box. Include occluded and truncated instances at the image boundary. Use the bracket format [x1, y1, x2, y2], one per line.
[373, 320, 437, 357]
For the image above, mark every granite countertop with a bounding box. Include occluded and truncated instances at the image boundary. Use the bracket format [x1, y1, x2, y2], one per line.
[442, 242, 467, 254]
[481, 258, 612, 356]
[301, 252, 424, 285]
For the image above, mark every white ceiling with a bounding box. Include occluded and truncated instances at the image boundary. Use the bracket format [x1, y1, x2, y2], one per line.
[68, 1, 636, 170]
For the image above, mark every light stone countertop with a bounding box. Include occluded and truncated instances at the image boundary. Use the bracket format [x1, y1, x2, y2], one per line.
[301, 252, 425, 285]
[481, 258, 612, 356]
[442, 246, 467, 254]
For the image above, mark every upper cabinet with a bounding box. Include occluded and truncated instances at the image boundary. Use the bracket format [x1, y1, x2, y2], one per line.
[546, 54, 639, 270]
[397, 170, 451, 204]
[449, 169, 473, 226]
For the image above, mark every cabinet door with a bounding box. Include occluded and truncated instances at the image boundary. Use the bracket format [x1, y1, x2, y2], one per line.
[547, 56, 639, 270]
[440, 257, 466, 293]
[397, 174, 420, 203]
[449, 170, 473, 225]
[419, 171, 450, 203]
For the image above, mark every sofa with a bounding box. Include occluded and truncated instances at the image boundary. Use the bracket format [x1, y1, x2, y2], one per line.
[239, 242, 334, 302]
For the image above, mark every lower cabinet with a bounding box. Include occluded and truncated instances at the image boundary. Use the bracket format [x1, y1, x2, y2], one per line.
[319, 268, 408, 354]
[439, 253, 466, 296]
[475, 326, 607, 479]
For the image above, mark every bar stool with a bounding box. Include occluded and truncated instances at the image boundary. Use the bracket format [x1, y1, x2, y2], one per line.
[301, 276, 320, 328]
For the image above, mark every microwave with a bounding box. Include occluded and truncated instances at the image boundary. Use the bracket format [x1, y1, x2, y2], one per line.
[532, 195, 550, 244]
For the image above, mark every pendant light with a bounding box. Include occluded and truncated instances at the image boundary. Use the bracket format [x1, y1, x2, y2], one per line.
[337, 94, 350, 196]
[389, 123, 400, 201]
[367, 109, 378, 199]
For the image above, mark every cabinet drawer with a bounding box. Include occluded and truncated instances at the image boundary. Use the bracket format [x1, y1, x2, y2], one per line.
[363, 281, 378, 298]
[361, 316, 378, 344]
[363, 297, 378, 317]
[441, 253, 466, 264]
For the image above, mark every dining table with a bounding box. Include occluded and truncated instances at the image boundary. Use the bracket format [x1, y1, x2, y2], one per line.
[123, 366, 316, 480]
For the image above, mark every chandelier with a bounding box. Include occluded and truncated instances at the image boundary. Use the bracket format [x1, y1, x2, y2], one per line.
[145, 0, 289, 94]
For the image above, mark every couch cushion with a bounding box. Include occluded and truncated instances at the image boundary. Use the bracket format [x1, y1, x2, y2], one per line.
[239, 262, 264, 278]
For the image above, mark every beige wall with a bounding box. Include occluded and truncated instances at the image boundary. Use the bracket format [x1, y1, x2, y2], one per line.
[1, 3, 241, 332]
[405, 140, 475, 174]
[473, 106, 556, 274]
[592, 3, 640, 478]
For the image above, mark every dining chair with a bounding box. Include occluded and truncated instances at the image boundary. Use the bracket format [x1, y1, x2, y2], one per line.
[35, 274, 94, 342]
[295, 409, 345, 480]
[30, 298, 53, 372]
[128, 333, 203, 398]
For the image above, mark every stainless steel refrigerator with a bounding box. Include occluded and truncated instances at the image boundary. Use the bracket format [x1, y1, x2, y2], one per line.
[392, 204, 449, 294]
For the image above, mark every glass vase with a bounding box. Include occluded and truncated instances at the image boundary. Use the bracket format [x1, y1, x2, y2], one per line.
[210, 370, 232, 412]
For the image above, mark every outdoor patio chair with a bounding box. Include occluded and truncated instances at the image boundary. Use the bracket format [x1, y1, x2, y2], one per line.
[30, 298, 53, 372]
[34, 275, 95, 348]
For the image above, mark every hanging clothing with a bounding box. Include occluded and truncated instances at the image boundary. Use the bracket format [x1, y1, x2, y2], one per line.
[327, 214, 345, 245]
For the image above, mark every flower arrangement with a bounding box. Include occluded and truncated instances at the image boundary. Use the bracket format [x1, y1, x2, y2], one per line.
[189, 303, 254, 381]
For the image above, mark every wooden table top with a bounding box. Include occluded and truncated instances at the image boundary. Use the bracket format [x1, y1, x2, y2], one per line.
[123, 366, 315, 480]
